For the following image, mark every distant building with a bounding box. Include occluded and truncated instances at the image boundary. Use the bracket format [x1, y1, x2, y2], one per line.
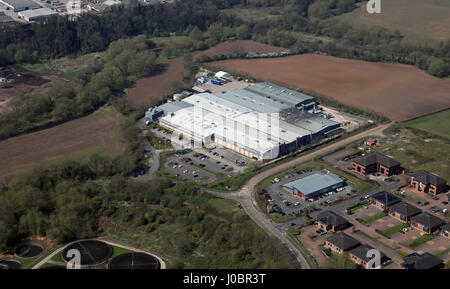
[281, 172, 344, 200]
[0, 0, 40, 12]
[389, 201, 421, 222]
[352, 152, 401, 176]
[401, 253, 443, 269]
[349, 244, 390, 269]
[410, 170, 447, 197]
[18, 7, 57, 21]
[411, 212, 445, 234]
[215, 71, 231, 79]
[371, 191, 401, 210]
[87, 0, 121, 12]
[316, 211, 351, 232]
[324, 232, 360, 255]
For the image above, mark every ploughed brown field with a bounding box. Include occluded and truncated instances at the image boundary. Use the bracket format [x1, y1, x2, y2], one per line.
[209, 54, 450, 121]
[126, 40, 288, 108]
[0, 106, 126, 179]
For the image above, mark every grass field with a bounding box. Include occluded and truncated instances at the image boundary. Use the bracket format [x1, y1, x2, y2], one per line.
[378, 123, 450, 181]
[335, 0, 450, 42]
[404, 109, 450, 139]
[0, 106, 126, 179]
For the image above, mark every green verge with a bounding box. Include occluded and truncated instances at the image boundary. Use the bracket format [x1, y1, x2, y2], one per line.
[21, 248, 57, 269]
[287, 230, 319, 269]
[435, 247, 450, 257]
[401, 234, 438, 250]
[361, 213, 387, 226]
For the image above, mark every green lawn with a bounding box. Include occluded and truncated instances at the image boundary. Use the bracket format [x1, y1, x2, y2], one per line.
[207, 198, 237, 214]
[361, 213, 387, 226]
[269, 212, 295, 223]
[357, 231, 394, 250]
[435, 247, 450, 257]
[51, 251, 63, 262]
[405, 109, 450, 139]
[402, 234, 438, 249]
[208, 171, 253, 191]
[376, 223, 409, 238]
[346, 200, 371, 212]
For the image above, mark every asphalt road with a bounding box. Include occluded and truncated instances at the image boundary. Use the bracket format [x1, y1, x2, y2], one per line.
[206, 122, 393, 269]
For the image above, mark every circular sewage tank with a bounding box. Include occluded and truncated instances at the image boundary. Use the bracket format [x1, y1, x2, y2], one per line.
[0, 258, 22, 269]
[14, 243, 44, 259]
[108, 252, 161, 269]
[62, 240, 112, 267]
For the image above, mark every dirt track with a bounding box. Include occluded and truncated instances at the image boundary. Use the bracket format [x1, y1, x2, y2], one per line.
[209, 54, 450, 121]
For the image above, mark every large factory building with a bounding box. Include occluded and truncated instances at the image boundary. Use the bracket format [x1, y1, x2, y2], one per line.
[146, 82, 341, 160]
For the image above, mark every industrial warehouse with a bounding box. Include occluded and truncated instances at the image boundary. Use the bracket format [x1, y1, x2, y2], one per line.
[281, 172, 345, 200]
[146, 81, 342, 160]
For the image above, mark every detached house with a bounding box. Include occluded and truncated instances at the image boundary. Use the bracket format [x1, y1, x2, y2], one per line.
[317, 211, 351, 232]
[401, 253, 444, 269]
[349, 244, 390, 269]
[371, 191, 401, 210]
[324, 232, 361, 255]
[410, 171, 447, 196]
[389, 202, 421, 222]
[411, 212, 445, 234]
[352, 152, 401, 176]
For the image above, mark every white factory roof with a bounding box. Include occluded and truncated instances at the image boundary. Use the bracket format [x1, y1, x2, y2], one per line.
[18, 7, 57, 19]
[154, 84, 340, 158]
[215, 71, 230, 79]
[0, 0, 40, 9]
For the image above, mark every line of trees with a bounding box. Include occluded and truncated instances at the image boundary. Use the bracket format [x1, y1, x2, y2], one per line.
[0, 158, 294, 268]
[0, 36, 157, 140]
[0, 0, 448, 77]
